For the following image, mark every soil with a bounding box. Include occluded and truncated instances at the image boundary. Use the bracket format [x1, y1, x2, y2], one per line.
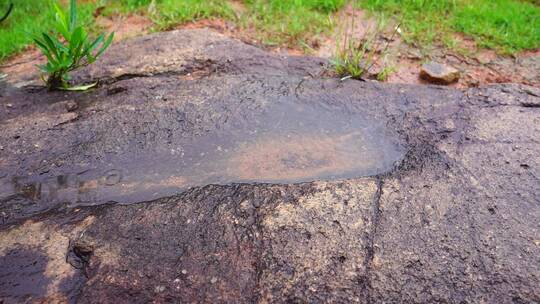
[0, 29, 539, 303]
[315, 6, 540, 88]
[1, 8, 538, 89]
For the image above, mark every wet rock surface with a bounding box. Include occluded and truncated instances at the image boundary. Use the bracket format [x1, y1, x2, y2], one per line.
[0, 29, 539, 303]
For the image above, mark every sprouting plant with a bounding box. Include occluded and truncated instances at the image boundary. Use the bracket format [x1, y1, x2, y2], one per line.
[331, 9, 400, 81]
[332, 35, 378, 80]
[32, 0, 114, 90]
[376, 65, 395, 81]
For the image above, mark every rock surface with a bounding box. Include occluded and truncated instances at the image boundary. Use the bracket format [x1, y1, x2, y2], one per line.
[420, 61, 460, 84]
[0, 29, 539, 303]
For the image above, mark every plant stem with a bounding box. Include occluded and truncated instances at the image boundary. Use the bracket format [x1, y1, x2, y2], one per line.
[47, 73, 67, 91]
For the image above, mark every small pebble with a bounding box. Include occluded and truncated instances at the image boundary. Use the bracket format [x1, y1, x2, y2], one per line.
[420, 62, 460, 85]
[154, 285, 166, 293]
[65, 100, 78, 112]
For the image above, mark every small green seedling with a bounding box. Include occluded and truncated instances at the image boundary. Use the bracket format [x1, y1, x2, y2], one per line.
[332, 15, 400, 82]
[33, 0, 114, 90]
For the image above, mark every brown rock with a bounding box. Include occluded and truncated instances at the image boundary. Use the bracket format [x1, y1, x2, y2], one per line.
[64, 100, 78, 112]
[420, 62, 460, 84]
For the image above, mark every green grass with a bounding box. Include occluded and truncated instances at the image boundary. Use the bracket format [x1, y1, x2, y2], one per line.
[241, 0, 345, 47]
[111, 0, 346, 47]
[453, 0, 540, 52]
[103, 0, 235, 30]
[0, 0, 96, 61]
[359, 0, 540, 54]
[1, 0, 538, 62]
[0, 0, 346, 62]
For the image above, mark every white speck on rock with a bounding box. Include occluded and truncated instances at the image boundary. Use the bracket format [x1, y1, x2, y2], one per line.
[154, 285, 166, 293]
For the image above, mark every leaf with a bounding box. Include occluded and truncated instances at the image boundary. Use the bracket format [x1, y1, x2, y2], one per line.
[42, 33, 61, 61]
[61, 82, 97, 91]
[70, 27, 83, 47]
[69, 0, 77, 32]
[53, 37, 69, 54]
[53, 3, 69, 37]
[33, 37, 58, 66]
[69, 27, 85, 60]
[87, 34, 105, 55]
[33, 37, 50, 53]
[96, 32, 114, 58]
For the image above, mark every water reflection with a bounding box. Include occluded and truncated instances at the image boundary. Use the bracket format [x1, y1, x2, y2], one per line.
[1, 99, 406, 208]
[0, 170, 123, 204]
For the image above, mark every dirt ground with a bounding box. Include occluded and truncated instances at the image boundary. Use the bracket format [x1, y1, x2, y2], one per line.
[1, 6, 538, 89]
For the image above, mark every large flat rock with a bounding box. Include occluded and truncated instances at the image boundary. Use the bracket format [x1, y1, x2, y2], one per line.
[0, 29, 539, 303]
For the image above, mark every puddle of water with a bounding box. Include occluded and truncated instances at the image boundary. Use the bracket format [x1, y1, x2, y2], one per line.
[1, 99, 405, 209]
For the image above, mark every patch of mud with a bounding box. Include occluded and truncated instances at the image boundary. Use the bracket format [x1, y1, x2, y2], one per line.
[231, 132, 387, 181]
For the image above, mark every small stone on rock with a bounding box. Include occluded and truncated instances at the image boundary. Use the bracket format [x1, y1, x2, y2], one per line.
[420, 62, 460, 85]
[154, 285, 166, 293]
[442, 119, 456, 132]
[65, 100, 78, 112]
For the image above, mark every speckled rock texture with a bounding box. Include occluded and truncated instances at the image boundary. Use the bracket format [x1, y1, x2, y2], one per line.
[0, 29, 539, 303]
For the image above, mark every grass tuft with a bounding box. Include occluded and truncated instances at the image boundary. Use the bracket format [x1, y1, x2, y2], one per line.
[331, 17, 398, 81]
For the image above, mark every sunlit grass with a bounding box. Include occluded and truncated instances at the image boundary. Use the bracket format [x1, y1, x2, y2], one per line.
[359, 0, 540, 54]
[241, 0, 345, 47]
[1, 0, 538, 62]
[0, 0, 96, 61]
